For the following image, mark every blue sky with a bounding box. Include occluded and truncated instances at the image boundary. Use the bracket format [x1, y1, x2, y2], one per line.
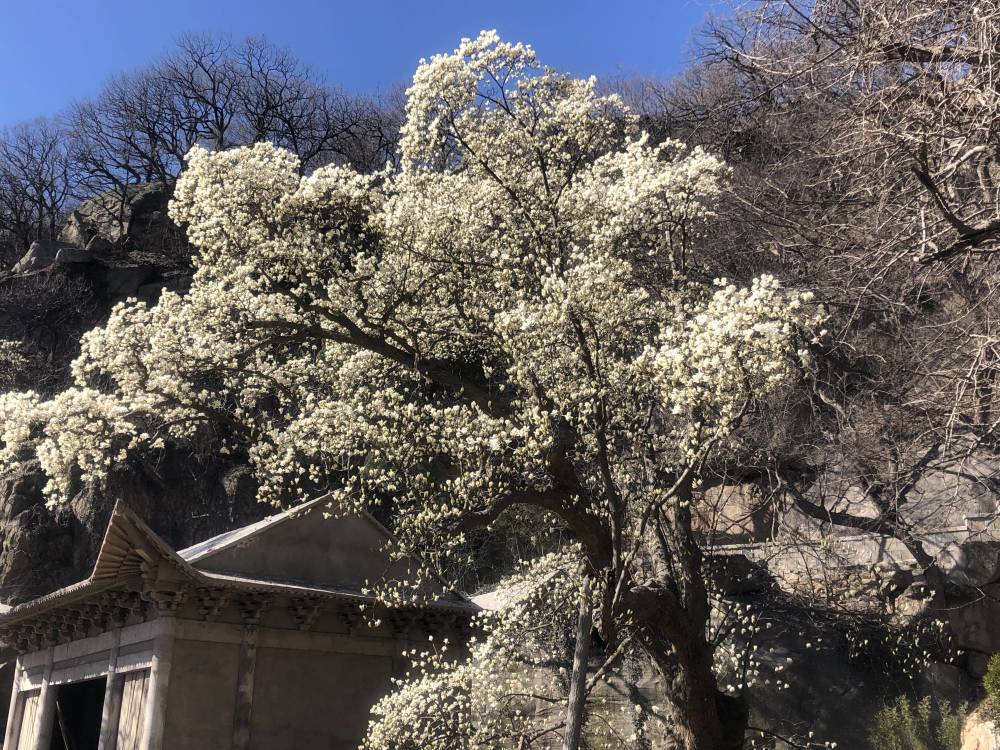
[0, 0, 716, 127]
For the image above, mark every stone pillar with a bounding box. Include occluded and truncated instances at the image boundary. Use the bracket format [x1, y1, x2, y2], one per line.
[97, 629, 122, 750]
[231, 596, 265, 750]
[2, 658, 23, 749]
[31, 650, 55, 750]
[140, 616, 177, 750]
[231, 623, 259, 750]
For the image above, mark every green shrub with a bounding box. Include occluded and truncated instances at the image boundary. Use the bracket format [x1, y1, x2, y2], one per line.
[868, 695, 965, 750]
[984, 653, 1000, 731]
[984, 653, 1000, 700]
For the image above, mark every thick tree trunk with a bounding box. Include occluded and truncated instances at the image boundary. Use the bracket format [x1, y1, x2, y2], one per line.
[670, 651, 746, 750]
[635, 606, 746, 750]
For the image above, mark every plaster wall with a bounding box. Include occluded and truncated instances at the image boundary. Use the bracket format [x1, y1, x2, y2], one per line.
[247, 645, 394, 750]
[161, 637, 240, 749]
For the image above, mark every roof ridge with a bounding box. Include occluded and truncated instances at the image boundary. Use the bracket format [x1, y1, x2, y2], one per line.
[177, 494, 333, 563]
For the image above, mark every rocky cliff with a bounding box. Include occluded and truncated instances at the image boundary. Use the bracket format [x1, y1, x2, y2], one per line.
[0, 185, 270, 605]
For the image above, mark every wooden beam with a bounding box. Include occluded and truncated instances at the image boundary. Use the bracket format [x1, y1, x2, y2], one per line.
[97, 628, 122, 750]
[2, 659, 24, 749]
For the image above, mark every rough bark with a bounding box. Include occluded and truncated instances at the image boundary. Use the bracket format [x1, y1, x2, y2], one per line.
[627, 584, 746, 750]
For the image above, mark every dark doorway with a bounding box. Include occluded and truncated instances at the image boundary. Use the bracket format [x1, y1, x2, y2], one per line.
[49, 677, 106, 750]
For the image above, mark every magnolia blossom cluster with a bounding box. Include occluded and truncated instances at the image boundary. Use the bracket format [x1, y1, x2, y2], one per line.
[364, 551, 592, 750]
[641, 276, 821, 458]
[0, 388, 140, 499]
[0, 32, 832, 750]
[844, 616, 958, 679]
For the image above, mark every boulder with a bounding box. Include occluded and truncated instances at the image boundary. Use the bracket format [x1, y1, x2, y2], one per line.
[948, 583, 1000, 657]
[84, 235, 114, 257]
[58, 182, 180, 263]
[59, 194, 129, 246]
[59, 182, 172, 247]
[895, 576, 934, 618]
[103, 264, 157, 299]
[58, 211, 90, 247]
[53, 245, 93, 265]
[11, 239, 61, 273]
[962, 706, 1000, 750]
[128, 182, 171, 216]
[940, 541, 1000, 588]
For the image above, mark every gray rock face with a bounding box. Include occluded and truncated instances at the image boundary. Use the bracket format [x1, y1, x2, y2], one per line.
[948, 583, 1000, 669]
[921, 662, 973, 701]
[53, 245, 93, 265]
[0, 180, 209, 605]
[11, 240, 62, 273]
[0, 461, 79, 601]
[940, 540, 1000, 588]
[748, 647, 879, 747]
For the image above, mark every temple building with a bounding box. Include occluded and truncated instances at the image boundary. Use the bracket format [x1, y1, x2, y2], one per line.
[0, 498, 476, 750]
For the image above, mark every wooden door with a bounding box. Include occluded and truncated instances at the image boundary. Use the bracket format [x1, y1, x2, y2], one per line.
[115, 670, 150, 750]
[15, 689, 40, 750]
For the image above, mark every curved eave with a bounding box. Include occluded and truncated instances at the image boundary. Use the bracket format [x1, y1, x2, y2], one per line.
[0, 500, 479, 629]
[0, 501, 197, 627]
[0, 579, 120, 627]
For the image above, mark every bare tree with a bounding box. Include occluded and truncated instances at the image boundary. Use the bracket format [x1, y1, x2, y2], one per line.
[64, 34, 403, 233]
[604, 1, 1000, 614]
[157, 33, 242, 151]
[0, 119, 72, 257]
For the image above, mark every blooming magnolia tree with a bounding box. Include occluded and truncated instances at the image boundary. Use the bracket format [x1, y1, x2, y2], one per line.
[0, 32, 818, 749]
[364, 550, 621, 749]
